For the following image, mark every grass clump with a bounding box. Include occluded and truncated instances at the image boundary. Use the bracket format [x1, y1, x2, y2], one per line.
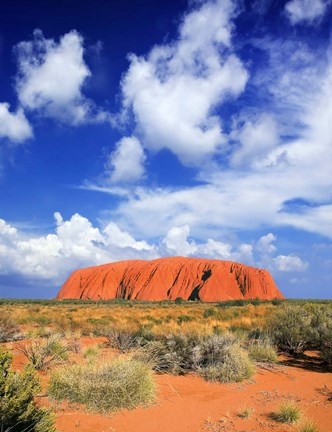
[271, 401, 301, 423]
[18, 335, 69, 370]
[200, 344, 254, 383]
[83, 346, 100, 363]
[297, 420, 320, 432]
[237, 405, 254, 419]
[248, 340, 278, 363]
[49, 357, 155, 413]
[0, 347, 55, 432]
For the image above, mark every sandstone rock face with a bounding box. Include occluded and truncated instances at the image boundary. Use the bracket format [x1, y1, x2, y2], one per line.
[57, 257, 284, 301]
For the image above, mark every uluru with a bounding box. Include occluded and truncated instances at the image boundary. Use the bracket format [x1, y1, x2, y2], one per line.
[57, 256, 284, 301]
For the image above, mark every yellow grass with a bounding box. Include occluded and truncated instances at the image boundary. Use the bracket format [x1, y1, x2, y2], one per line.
[0, 301, 277, 337]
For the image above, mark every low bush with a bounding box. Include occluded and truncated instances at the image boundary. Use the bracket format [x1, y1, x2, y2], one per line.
[49, 357, 155, 413]
[136, 333, 255, 383]
[271, 402, 301, 423]
[248, 340, 278, 363]
[199, 344, 254, 383]
[103, 328, 139, 352]
[136, 333, 200, 374]
[0, 347, 55, 432]
[0, 314, 21, 342]
[18, 335, 69, 370]
[268, 306, 312, 354]
[269, 304, 332, 363]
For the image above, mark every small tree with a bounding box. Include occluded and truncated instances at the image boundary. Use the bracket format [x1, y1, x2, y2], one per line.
[0, 347, 55, 432]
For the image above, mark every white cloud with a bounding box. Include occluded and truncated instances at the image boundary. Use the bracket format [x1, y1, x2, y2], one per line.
[103, 136, 146, 184]
[285, 0, 330, 24]
[161, 224, 254, 266]
[15, 29, 108, 125]
[103, 221, 153, 251]
[274, 255, 309, 272]
[120, 0, 248, 165]
[107, 39, 332, 241]
[162, 225, 197, 256]
[230, 114, 279, 168]
[0, 213, 156, 283]
[0, 212, 310, 287]
[257, 233, 277, 254]
[0, 102, 33, 143]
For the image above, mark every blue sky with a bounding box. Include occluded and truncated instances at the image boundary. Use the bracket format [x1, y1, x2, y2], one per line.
[0, 0, 331, 299]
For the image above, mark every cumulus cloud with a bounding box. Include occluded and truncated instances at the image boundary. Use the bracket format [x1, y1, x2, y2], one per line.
[103, 136, 146, 184]
[257, 233, 277, 255]
[15, 29, 108, 125]
[106, 37, 332, 241]
[162, 225, 197, 256]
[0, 102, 33, 143]
[0, 213, 308, 286]
[120, 0, 248, 165]
[0, 213, 156, 283]
[274, 255, 309, 272]
[285, 0, 330, 24]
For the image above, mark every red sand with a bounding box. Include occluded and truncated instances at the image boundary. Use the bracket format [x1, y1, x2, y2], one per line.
[5, 339, 331, 432]
[55, 357, 332, 432]
[57, 256, 284, 301]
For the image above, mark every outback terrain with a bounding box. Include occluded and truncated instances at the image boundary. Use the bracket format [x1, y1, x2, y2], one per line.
[1, 299, 331, 432]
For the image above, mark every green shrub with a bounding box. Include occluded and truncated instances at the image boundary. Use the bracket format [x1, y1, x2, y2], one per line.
[269, 306, 312, 354]
[174, 297, 185, 304]
[18, 335, 69, 370]
[248, 340, 278, 363]
[83, 346, 100, 363]
[269, 304, 332, 361]
[177, 315, 195, 324]
[199, 344, 254, 383]
[203, 308, 217, 319]
[49, 358, 155, 413]
[271, 402, 301, 423]
[0, 347, 55, 432]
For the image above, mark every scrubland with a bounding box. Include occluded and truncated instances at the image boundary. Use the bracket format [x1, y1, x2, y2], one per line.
[0, 298, 331, 432]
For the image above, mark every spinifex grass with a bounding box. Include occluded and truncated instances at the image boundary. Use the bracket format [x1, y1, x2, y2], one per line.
[271, 402, 302, 423]
[49, 357, 156, 413]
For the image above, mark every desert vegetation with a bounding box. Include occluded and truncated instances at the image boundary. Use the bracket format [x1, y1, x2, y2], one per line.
[0, 298, 331, 431]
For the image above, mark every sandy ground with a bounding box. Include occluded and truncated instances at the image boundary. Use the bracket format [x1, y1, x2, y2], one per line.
[4, 338, 332, 432]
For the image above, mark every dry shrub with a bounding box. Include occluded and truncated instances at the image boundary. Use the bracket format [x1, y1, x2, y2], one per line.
[18, 335, 69, 370]
[200, 344, 254, 383]
[49, 357, 155, 413]
[248, 340, 278, 363]
[0, 314, 21, 342]
[136, 333, 255, 383]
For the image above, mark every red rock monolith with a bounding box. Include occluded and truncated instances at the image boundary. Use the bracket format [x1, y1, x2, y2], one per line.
[56, 256, 284, 301]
